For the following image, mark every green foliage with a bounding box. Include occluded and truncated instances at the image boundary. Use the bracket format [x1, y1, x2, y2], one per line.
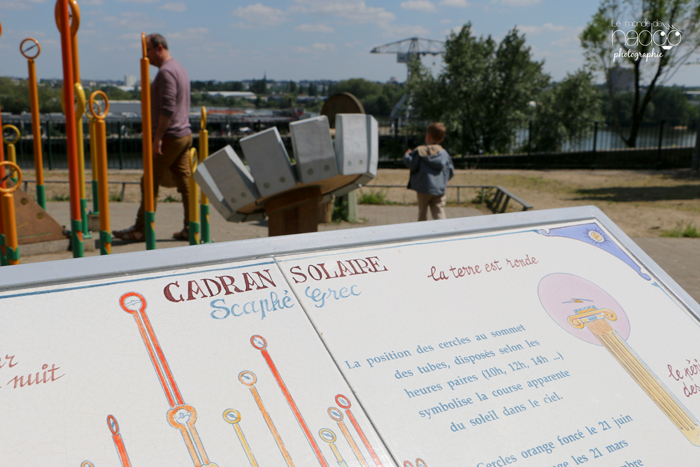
[100, 86, 139, 101]
[650, 86, 699, 123]
[332, 78, 404, 117]
[581, 0, 700, 147]
[250, 79, 268, 95]
[162, 194, 180, 203]
[49, 193, 70, 202]
[531, 70, 603, 152]
[358, 189, 390, 205]
[408, 23, 549, 155]
[662, 221, 700, 237]
[0, 77, 63, 114]
[191, 81, 244, 92]
[332, 197, 349, 222]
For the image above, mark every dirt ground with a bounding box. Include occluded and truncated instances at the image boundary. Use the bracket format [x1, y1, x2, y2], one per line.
[17, 167, 700, 238]
[359, 168, 700, 238]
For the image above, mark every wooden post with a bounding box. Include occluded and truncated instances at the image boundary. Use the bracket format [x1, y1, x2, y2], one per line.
[264, 186, 322, 237]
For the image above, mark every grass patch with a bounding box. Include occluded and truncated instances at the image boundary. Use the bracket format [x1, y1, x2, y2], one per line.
[358, 189, 398, 205]
[109, 193, 123, 202]
[162, 195, 180, 203]
[49, 194, 70, 202]
[662, 221, 700, 238]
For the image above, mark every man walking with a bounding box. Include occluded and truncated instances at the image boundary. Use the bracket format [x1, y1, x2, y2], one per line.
[113, 33, 192, 242]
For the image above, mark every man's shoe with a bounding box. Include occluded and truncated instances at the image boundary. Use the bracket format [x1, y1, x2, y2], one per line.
[112, 226, 146, 242]
[173, 228, 189, 241]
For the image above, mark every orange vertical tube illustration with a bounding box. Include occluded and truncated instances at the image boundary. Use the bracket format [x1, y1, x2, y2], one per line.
[251, 335, 329, 467]
[140, 32, 156, 250]
[107, 415, 133, 467]
[119, 292, 218, 467]
[335, 394, 383, 467]
[20, 38, 45, 209]
[239, 370, 295, 467]
[328, 407, 367, 467]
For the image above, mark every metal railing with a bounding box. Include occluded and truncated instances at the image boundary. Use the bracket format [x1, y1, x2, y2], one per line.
[22, 179, 139, 201]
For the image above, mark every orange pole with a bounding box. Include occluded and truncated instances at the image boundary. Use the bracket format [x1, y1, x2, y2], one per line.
[0, 162, 22, 265]
[20, 38, 45, 209]
[57, 0, 83, 257]
[90, 91, 111, 255]
[141, 32, 155, 250]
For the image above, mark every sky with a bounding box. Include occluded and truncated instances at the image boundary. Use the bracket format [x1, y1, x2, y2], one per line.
[0, 0, 698, 86]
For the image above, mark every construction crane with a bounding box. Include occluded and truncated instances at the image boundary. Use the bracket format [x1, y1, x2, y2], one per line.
[370, 37, 445, 121]
[370, 37, 445, 79]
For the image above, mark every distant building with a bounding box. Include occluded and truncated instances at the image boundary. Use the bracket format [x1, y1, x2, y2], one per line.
[608, 68, 635, 93]
[124, 75, 137, 87]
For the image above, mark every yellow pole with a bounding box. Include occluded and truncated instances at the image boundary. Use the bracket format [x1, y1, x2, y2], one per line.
[199, 106, 210, 243]
[88, 115, 99, 213]
[188, 148, 200, 245]
[20, 38, 45, 209]
[0, 161, 22, 265]
[89, 91, 111, 255]
[2, 125, 20, 185]
[74, 83, 90, 239]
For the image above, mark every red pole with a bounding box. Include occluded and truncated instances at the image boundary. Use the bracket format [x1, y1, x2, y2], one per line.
[57, 0, 83, 257]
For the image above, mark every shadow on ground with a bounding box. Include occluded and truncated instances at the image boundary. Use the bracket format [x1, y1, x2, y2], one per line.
[574, 185, 700, 202]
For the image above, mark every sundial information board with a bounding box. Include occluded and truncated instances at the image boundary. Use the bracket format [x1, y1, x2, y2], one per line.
[0, 206, 698, 466]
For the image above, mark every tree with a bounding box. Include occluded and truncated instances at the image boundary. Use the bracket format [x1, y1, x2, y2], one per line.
[650, 86, 698, 122]
[408, 23, 549, 155]
[250, 79, 267, 95]
[530, 70, 603, 152]
[581, 0, 700, 147]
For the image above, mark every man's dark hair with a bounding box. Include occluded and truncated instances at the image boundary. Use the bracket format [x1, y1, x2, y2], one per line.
[150, 34, 168, 50]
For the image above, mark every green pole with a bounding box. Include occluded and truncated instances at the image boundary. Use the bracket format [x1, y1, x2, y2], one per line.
[0, 234, 7, 266]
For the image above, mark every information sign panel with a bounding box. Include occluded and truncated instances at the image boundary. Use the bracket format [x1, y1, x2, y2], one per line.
[0, 206, 698, 466]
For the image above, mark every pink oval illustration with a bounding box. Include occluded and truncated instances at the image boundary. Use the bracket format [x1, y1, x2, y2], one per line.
[538, 273, 630, 345]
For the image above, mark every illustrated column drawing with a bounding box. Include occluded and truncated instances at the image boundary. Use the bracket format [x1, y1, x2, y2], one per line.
[335, 394, 384, 466]
[238, 370, 294, 467]
[107, 415, 132, 467]
[119, 292, 219, 467]
[251, 334, 330, 467]
[328, 406, 368, 467]
[319, 428, 348, 467]
[223, 409, 258, 467]
[539, 273, 700, 446]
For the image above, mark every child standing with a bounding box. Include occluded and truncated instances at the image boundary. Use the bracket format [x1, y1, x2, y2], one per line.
[403, 122, 455, 221]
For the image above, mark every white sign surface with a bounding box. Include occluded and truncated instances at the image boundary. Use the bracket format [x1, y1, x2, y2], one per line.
[277, 220, 700, 466]
[2, 208, 699, 467]
[0, 259, 392, 467]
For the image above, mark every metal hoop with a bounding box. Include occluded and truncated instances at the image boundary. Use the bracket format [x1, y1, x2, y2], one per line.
[54, 0, 80, 36]
[88, 90, 109, 119]
[0, 162, 22, 194]
[2, 125, 20, 145]
[20, 37, 41, 60]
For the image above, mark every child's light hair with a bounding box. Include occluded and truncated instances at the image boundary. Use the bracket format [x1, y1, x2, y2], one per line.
[427, 122, 446, 142]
